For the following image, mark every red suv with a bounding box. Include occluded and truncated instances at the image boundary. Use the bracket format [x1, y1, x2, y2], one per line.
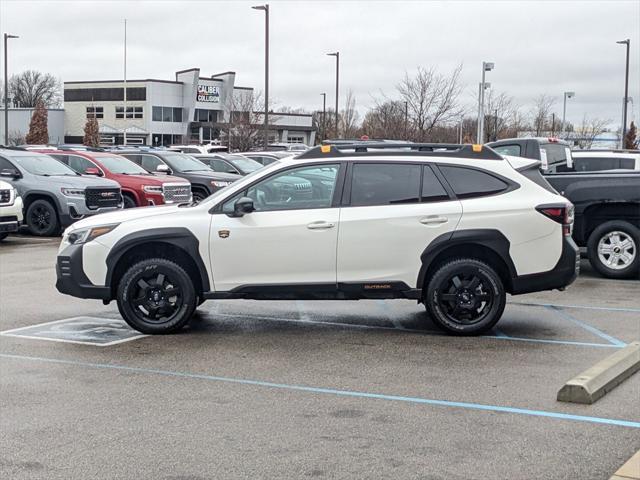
[40, 150, 192, 208]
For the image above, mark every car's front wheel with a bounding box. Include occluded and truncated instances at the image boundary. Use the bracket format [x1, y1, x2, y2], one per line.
[26, 199, 59, 236]
[116, 258, 197, 334]
[587, 221, 639, 279]
[424, 258, 506, 335]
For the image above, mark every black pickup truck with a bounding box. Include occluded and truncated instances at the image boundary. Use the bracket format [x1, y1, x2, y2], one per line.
[488, 138, 640, 279]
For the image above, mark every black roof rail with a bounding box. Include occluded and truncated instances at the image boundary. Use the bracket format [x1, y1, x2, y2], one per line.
[0, 145, 26, 151]
[298, 143, 503, 160]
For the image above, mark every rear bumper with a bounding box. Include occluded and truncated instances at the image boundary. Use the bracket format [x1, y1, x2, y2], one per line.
[55, 243, 111, 300]
[511, 236, 580, 295]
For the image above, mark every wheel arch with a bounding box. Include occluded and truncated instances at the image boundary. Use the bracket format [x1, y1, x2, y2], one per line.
[417, 229, 517, 295]
[582, 202, 640, 242]
[120, 188, 142, 206]
[105, 228, 210, 299]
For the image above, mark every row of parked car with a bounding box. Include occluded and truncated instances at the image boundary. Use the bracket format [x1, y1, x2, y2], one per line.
[0, 144, 297, 238]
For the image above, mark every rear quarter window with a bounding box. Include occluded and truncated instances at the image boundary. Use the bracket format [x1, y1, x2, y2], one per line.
[493, 144, 521, 156]
[439, 166, 510, 199]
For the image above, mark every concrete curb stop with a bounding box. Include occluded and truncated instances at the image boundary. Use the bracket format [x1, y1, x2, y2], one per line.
[558, 341, 640, 404]
[609, 449, 640, 480]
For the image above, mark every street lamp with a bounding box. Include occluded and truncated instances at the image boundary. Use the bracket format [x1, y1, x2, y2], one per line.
[562, 91, 575, 139]
[3, 33, 19, 146]
[477, 61, 494, 143]
[616, 39, 630, 147]
[326, 51, 339, 138]
[252, 4, 269, 149]
[320, 92, 326, 142]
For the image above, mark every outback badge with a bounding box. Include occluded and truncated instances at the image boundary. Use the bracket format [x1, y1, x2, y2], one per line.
[218, 229, 230, 239]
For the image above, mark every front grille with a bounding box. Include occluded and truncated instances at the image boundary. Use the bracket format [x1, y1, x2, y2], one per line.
[162, 184, 192, 203]
[0, 189, 12, 204]
[85, 187, 122, 209]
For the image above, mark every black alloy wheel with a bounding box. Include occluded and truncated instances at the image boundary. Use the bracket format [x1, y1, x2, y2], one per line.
[117, 258, 196, 334]
[26, 199, 59, 236]
[425, 258, 506, 335]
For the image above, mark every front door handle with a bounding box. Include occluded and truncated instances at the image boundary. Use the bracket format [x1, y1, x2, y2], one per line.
[307, 221, 335, 230]
[420, 215, 448, 225]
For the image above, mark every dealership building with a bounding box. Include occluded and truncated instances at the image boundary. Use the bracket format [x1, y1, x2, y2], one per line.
[63, 68, 315, 146]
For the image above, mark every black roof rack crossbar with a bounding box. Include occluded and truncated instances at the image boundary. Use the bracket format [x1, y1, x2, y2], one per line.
[297, 143, 503, 160]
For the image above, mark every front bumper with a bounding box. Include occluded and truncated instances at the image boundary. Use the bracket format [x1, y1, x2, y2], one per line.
[511, 235, 580, 295]
[59, 199, 122, 227]
[55, 242, 111, 300]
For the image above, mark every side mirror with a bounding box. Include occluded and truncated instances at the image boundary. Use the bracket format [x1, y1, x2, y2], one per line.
[156, 164, 172, 175]
[229, 170, 240, 175]
[0, 168, 21, 179]
[231, 197, 255, 217]
[84, 167, 102, 176]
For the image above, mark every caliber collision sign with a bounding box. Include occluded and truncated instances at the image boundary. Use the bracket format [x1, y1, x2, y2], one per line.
[197, 84, 220, 103]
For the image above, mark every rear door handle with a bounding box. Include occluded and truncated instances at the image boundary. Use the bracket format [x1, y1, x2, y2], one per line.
[420, 216, 448, 225]
[307, 221, 335, 230]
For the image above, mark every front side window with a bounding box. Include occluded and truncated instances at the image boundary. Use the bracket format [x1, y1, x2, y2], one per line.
[439, 166, 509, 199]
[350, 163, 421, 206]
[230, 156, 263, 174]
[138, 154, 164, 172]
[66, 155, 97, 174]
[223, 164, 340, 213]
[161, 153, 210, 173]
[211, 159, 235, 173]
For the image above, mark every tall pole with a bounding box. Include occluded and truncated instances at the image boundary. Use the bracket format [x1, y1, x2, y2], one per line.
[476, 83, 482, 142]
[478, 61, 494, 144]
[561, 91, 574, 139]
[3, 33, 18, 146]
[123, 19, 127, 146]
[617, 39, 630, 147]
[404, 101, 408, 140]
[320, 92, 326, 142]
[327, 52, 339, 138]
[253, 4, 269, 149]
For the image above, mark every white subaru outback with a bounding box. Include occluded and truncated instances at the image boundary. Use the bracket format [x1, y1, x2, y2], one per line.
[56, 143, 579, 335]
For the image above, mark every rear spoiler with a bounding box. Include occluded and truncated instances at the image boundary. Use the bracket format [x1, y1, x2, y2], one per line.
[503, 155, 541, 171]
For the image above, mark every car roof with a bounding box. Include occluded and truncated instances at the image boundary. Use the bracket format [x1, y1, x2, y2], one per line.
[0, 148, 51, 157]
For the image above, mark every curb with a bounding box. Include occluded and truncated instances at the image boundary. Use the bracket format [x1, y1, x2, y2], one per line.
[610, 450, 640, 480]
[558, 341, 640, 404]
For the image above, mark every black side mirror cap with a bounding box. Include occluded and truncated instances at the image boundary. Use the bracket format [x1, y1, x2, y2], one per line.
[0, 168, 21, 179]
[229, 196, 255, 217]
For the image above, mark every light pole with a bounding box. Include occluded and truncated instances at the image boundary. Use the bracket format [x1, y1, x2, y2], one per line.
[617, 39, 630, 147]
[320, 92, 326, 142]
[477, 61, 494, 144]
[3, 33, 19, 146]
[252, 4, 269, 149]
[561, 91, 575, 139]
[327, 51, 339, 138]
[404, 101, 408, 140]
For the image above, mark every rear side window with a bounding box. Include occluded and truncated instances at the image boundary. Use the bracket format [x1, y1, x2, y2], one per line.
[421, 166, 450, 202]
[439, 166, 509, 199]
[493, 144, 521, 156]
[351, 163, 420, 206]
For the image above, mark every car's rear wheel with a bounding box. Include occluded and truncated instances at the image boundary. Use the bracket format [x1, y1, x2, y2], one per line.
[116, 258, 197, 334]
[587, 221, 639, 279]
[424, 258, 506, 335]
[26, 199, 59, 236]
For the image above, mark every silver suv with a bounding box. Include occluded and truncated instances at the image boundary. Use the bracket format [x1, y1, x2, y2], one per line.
[0, 149, 123, 236]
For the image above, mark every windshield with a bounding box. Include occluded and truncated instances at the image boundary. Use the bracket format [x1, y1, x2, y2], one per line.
[11, 155, 78, 176]
[229, 156, 263, 173]
[98, 155, 151, 175]
[162, 153, 212, 173]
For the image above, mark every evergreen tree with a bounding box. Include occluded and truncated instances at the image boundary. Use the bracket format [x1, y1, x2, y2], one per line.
[83, 115, 100, 148]
[25, 102, 49, 144]
[624, 121, 637, 149]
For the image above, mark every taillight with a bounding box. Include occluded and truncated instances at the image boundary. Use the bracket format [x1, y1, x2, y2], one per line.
[537, 204, 574, 236]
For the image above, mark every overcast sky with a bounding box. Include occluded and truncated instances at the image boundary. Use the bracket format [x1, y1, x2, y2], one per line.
[1, 0, 638, 129]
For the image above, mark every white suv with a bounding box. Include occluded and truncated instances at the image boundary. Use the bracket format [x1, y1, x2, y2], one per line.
[0, 179, 23, 240]
[55, 143, 579, 335]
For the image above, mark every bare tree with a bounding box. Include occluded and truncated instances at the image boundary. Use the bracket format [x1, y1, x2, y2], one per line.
[530, 94, 556, 136]
[397, 64, 463, 141]
[573, 115, 610, 149]
[9, 70, 62, 108]
[7, 130, 25, 146]
[224, 90, 280, 151]
[361, 100, 406, 140]
[483, 90, 522, 141]
[339, 89, 360, 138]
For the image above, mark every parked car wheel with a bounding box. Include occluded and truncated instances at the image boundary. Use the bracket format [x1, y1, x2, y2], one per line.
[0, 232, 8, 241]
[123, 194, 137, 209]
[26, 199, 59, 236]
[192, 190, 208, 203]
[587, 221, 639, 279]
[116, 258, 197, 334]
[424, 258, 506, 335]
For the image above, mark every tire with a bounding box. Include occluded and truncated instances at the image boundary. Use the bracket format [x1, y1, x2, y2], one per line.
[0, 232, 8, 241]
[424, 258, 506, 336]
[26, 199, 59, 236]
[116, 258, 197, 334]
[192, 189, 208, 203]
[587, 221, 640, 279]
[123, 194, 137, 208]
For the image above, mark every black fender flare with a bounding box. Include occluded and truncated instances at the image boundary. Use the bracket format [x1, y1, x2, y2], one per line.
[416, 229, 517, 290]
[105, 227, 210, 292]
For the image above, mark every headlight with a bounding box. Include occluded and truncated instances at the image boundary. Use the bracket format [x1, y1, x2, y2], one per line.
[66, 224, 120, 245]
[211, 181, 232, 188]
[143, 185, 163, 193]
[61, 188, 85, 198]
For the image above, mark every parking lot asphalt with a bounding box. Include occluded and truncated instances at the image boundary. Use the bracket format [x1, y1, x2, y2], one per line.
[1, 235, 639, 480]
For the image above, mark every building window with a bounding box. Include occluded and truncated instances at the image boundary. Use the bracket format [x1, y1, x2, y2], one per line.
[152, 106, 162, 122]
[173, 107, 182, 123]
[287, 135, 304, 144]
[162, 106, 173, 122]
[116, 106, 143, 119]
[86, 106, 103, 119]
[195, 109, 217, 123]
[151, 106, 183, 123]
